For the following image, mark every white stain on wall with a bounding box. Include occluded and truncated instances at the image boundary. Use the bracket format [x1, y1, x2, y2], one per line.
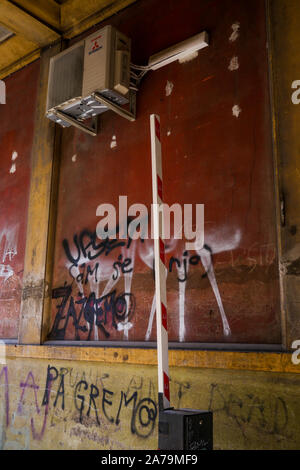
[9, 151, 18, 173]
[232, 104, 242, 118]
[229, 22, 240, 42]
[110, 135, 117, 149]
[165, 81, 174, 97]
[9, 163, 16, 174]
[228, 56, 239, 71]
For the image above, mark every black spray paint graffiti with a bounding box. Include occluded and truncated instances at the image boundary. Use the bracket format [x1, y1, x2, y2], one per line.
[74, 383, 157, 438]
[1, 363, 294, 448]
[44, 365, 157, 439]
[0, 364, 158, 445]
[63, 227, 211, 284]
[52, 221, 236, 340]
[68, 255, 134, 286]
[49, 284, 136, 340]
[169, 246, 212, 283]
[62, 223, 136, 269]
[0, 365, 57, 443]
[208, 383, 290, 441]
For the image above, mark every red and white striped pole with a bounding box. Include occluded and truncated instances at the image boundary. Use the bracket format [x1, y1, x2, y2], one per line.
[150, 114, 170, 411]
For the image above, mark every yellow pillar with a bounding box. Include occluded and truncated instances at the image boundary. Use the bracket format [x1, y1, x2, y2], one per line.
[18, 44, 61, 344]
[268, 0, 300, 349]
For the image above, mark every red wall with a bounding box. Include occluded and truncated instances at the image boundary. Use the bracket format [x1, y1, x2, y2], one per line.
[48, 0, 281, 345]
[0, 60, 40, 338]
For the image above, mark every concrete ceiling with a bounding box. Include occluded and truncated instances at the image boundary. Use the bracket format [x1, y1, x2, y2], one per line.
[0, 0, 137, 79]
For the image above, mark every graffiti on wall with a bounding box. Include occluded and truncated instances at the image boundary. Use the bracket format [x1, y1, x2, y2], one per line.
[0, 225, 18, 283]
[49, 218, 250, 342]
[0, 225, 22, 337]
[0, 363, 159, 449]
[0, 363, 294, 450]
[208, 383, 291, 443]
[49, 219, 277, 342]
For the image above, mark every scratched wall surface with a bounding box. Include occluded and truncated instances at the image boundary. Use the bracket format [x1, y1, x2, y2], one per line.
[0, 60, 40, 338]
[1, 358, 300, 450]
[48, 0, 281, 344]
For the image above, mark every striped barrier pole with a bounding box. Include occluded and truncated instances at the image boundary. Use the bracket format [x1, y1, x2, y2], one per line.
[150, 114, 170, 411]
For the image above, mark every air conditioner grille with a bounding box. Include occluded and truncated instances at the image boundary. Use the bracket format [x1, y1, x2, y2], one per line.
[47, 43, 84, 110]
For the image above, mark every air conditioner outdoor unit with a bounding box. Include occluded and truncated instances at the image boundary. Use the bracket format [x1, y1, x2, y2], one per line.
[46, 25, 209, 135]
[46, 25, 132, 132]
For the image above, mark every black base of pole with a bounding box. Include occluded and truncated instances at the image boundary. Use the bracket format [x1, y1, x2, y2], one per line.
[158, 403, 213, 450]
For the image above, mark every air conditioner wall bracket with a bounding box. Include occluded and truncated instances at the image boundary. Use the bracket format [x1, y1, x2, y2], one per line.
[53, 109, 98, 136]
[92, 90, 136, 122]
[52, 89, 136, 136]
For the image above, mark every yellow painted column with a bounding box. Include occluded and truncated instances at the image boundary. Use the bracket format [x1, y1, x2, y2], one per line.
[18, 44, 61, 344]
[268, 0, 300, 349]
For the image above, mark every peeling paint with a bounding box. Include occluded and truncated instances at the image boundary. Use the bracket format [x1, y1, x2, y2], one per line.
[229, 22, 240, 42]
[228, 56, 239, 71]
[232, 105, 242, 117]
[11, 151, 18, 161]
[110, 135, 117, 149]
[71, 154, 77, 163]
[165, 81, 174, 96]
[9, 163, 16, 174]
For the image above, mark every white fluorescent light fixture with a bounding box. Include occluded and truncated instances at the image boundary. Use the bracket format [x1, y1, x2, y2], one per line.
[148, 31, 209, 71]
